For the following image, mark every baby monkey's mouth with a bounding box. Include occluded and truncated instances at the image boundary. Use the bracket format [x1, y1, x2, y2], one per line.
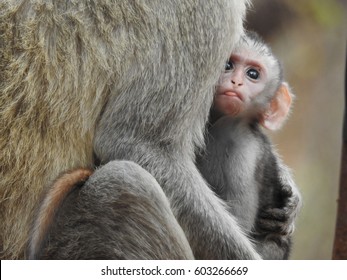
[223, 91, 243, 101]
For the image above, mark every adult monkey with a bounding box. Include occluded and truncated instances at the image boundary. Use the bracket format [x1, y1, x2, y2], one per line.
[0, 0, 255, 259]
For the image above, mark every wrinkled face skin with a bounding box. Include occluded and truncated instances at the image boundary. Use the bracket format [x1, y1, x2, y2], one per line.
[214, 48, 268, 117]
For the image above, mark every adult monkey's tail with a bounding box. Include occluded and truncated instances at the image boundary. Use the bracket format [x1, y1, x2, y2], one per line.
[28, 168, 93, 260]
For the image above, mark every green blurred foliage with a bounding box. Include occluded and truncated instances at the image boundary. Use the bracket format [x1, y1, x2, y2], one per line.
[289, 0, 344, 27]
[248, 0, 347, 259]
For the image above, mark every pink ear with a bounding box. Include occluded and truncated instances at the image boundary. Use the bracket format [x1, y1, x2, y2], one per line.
[261, 82, 293, 131]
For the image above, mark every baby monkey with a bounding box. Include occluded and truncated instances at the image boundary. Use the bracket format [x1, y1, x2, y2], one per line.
[197, 32, 301, 259]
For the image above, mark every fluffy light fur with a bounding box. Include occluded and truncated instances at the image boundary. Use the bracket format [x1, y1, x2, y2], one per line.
[196, 33, 302, 259]
[0, 0, 250, 259]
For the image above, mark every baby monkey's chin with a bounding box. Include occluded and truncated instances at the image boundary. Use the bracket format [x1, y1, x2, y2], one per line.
[214, 94, 244, 117]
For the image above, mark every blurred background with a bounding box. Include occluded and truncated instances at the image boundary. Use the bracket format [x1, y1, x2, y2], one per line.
[246, 0, 347, 259]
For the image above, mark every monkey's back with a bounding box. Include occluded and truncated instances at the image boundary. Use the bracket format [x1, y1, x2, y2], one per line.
[0, 0, 247, 259]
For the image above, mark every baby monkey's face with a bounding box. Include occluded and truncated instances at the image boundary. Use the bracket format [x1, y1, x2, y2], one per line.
[214, 48, 267, 117]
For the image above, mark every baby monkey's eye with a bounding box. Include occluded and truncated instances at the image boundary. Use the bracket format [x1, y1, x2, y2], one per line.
[225, 60, 234, 71]
[246, 68, 260, 80]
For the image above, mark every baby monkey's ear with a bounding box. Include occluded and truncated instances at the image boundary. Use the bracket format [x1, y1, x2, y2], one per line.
[260, 82, 293, 131]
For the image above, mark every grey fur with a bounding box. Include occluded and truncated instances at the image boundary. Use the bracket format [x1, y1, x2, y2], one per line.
[197, 117, 301, 259]
[196, 33, 301, 259]
[92, 1, 260, 260]
[31, 161, 194, 259]
[93, 87, 261, 259]
[12, 0, 262, 260]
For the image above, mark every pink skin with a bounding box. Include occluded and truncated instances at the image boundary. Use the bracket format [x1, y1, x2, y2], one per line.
[214, 49, 267, 117]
